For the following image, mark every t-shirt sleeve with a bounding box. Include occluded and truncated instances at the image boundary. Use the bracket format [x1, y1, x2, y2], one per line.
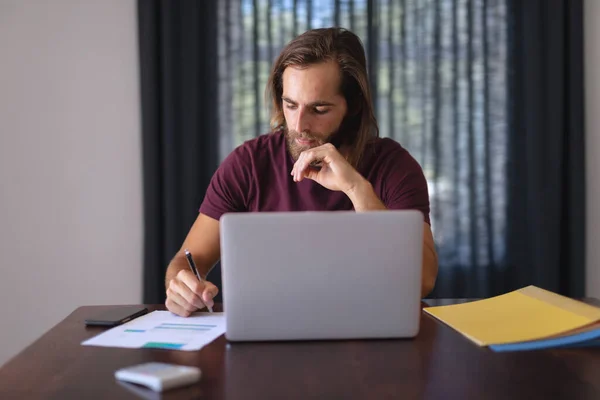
[199, 146, 253, 221]
[381, 149, 431, 225]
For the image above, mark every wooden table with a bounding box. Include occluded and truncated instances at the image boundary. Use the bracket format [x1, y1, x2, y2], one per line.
[2, 301, 600, 399]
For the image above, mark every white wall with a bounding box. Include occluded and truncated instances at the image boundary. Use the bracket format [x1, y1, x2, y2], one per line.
[0, 0, 142, 366]
[586, 0, 600, 299]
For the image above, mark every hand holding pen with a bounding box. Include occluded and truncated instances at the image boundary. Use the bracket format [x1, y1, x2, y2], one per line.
[184, 249, 214, 313]
[165, 249, 218, 317]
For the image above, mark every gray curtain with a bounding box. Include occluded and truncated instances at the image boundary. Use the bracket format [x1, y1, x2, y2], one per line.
[138, 0, 221, 304]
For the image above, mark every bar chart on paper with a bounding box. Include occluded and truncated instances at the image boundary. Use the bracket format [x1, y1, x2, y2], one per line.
[82, 311, 226, 351]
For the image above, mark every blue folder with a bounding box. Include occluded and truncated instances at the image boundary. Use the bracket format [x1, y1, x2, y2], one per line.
[489, 327, 600, 352]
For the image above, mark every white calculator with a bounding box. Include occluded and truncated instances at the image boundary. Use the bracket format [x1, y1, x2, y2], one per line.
[114, 362, 201, 392]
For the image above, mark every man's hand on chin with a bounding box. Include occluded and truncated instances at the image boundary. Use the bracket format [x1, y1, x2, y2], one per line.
[291, 143, 387, 212]
[291, 143, 364, 194]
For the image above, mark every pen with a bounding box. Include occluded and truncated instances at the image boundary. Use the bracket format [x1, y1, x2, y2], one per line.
[184, 249, 213, 313]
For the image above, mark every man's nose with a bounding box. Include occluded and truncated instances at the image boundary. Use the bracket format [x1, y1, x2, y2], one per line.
[294, 108, 311, 134]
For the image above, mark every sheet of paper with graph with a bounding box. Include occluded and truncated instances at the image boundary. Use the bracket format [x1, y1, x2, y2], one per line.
[82, 311, 226, 351]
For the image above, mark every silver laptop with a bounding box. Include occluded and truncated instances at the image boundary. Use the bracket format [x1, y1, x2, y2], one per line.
[219, 210, 424, 341]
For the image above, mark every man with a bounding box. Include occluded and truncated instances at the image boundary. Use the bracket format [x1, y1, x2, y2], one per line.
[165, 27, 438, 317]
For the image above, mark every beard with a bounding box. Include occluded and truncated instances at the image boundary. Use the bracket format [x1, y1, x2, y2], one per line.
[285, 128, 345, 162]
[286, 130, 327, 161]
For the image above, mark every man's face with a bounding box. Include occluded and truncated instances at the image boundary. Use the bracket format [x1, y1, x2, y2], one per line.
[281, 60, 348, 161]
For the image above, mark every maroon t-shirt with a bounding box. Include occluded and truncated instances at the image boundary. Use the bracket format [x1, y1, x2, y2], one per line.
[199, 130, 431, 224]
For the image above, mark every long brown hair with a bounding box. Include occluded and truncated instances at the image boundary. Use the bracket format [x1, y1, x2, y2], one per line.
[266, 27, 379, 168]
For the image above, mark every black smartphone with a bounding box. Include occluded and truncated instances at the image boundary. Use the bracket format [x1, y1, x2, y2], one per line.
[84, 306, 149, 327]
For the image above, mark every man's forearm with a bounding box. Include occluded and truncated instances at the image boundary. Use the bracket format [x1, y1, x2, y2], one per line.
[344, 178, 386, 212]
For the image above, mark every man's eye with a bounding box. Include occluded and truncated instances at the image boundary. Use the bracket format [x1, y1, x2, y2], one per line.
[285, 104, 297, 110]
[314, 108, 329, 115]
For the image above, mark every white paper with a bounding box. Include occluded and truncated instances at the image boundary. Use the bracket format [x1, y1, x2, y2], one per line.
[82, 311, 226, 351]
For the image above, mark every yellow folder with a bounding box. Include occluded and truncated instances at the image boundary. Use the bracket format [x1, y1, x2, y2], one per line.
[423, 286, 600, 346]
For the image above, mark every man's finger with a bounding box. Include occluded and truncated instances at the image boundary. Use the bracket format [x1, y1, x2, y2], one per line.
[303, 167, 320, 181]
[202, 283, 219, 307]
[167, 287, 199, 313]
[294, 145, 337, 181]
[294, 152, 318, 181]
[170, 279, 206, 309]
[301, 144, 336, 163]
[179, 270, 207, 296]
[297, 163, 321, 182]
[166, 297, 191, 317]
